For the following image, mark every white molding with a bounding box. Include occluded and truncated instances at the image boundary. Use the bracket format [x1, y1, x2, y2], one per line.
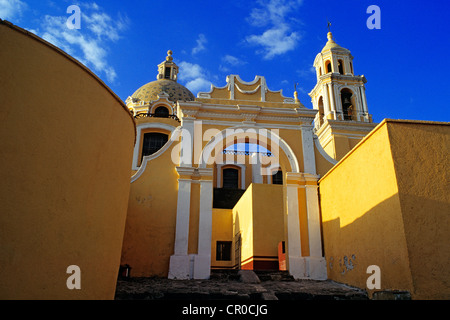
[216, 162, 246, 189]
[313, 136, 337, 166]
[198, 125, 300, 173]
[132, 123, 178, 171]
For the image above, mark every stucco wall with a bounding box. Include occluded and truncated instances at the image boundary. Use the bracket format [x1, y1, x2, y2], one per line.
[386, 121, 450, 299]
[319, 119, 450, 299]
[0, 21, 136, 299]
[121, 142, 179, 277]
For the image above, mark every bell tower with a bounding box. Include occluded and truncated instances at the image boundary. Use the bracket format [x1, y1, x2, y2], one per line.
[309, 31, 377, 160]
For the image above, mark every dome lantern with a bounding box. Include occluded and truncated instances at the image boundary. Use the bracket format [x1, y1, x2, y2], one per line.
[157, 49, 179, 81]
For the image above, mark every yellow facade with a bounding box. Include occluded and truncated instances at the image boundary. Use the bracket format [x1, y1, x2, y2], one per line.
[319, 119, 450, 299]
[0, 21, 136, 299]
[2, 18, 448, 300]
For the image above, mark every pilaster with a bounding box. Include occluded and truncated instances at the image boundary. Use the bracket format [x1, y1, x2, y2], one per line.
[193, 168, 214, 279]
[168, 166, 196, 279]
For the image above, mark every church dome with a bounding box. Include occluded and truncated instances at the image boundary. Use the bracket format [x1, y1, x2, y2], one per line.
[130, 50, 195, 104]
[131, 79, 195, 104]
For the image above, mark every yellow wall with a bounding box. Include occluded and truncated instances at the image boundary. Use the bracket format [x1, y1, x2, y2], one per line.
[225, 183, 285, 270]
[386, 121, 450, 299]
[319, 119, 450, 299]
[211, 209, 233, 269]
[233, 185, 254, 268]
[0, 21, 136, 299]
[252, 184, 285, 268]
[120, 142, 179, 277]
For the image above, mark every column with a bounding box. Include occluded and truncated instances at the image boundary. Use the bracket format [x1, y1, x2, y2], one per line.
[193, 168, 214, 279]
[328, 83, 336, 119]
[322, 84, 331, 119]
[360, 86, 369, 118]
[168, 166, 195, 279]
[180, 117, 194, 167]
[303, 174, 327, 280]
[251, 153, 263, 184]
[285, 173, 307, 279]
[300, 124, 316, 175]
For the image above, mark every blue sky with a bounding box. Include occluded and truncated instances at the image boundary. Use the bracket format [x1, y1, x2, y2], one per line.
[1, 0, 449, 123]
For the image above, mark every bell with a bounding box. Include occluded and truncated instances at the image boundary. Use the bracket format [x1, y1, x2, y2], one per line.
[343, 96, 352, 105]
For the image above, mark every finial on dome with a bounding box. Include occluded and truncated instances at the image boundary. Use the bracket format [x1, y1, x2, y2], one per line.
[166, 50, 173, 62]
[326, 20, 334, 41]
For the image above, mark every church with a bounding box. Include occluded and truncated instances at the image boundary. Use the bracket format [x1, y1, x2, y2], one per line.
[0, 19, 448, 300]
[120, 31, 377, 281]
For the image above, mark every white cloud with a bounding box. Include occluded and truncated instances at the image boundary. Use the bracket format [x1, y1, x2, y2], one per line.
[192, 33, 207, 55]
[36, 3, 128, 83]
[178, 61, 211, 94]
[246, 0, 303, 60]
[222, 55, 246, 66]
[0, 0, 26, 21]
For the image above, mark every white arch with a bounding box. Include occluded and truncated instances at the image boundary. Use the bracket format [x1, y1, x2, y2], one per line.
[131, 127, 181, 183]
[132, 122, 177, 170]
[198, 125, 300, 173]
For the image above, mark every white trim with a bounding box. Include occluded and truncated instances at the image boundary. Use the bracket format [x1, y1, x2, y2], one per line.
[216, 162, 246, 189]
[198, 125, 300, 173]
[132, 123, 177, 171]
[313, 136, 338, 166]
[131, 127, 181, 182]
[194, 175, 214, 279]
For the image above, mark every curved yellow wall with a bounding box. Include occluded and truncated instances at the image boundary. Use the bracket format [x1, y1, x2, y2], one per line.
[0, 21, 136, 299]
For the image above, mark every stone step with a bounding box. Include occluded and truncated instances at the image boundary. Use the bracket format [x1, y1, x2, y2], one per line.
[254, 270, 295, 282]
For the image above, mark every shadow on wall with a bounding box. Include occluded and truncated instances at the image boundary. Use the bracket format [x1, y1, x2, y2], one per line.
[322, 194, 450, 300]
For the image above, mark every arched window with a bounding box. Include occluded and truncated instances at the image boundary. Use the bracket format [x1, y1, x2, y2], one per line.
[325, 60, 332, 73]
[222, 168, 239, 189]
[338, 60, 344, 75]
[154, 106, 169, 118]
[340, 89, 354, 121]
[164, 67, 171, 79]
[141, 132, 168, 161]
[318, 96, 325, 125]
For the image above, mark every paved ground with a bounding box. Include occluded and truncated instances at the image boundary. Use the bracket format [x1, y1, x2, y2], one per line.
[114, 270, 368, 300]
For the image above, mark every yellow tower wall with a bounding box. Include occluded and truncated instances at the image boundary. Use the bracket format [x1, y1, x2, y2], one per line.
[0, 22, 136, 299]
[319, 119, 450, 299]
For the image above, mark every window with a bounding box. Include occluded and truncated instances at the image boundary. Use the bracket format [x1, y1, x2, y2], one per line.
[141, 132, 168, 160]
[164, 67, 171, 79]
[154, 106, 169, 118]
[338, 60, 344, 74]
[325, 60, 332, 73]
[222, 168, 239, 189]
[340, 89, 354, 121]
[216, 241, 232, 261]
[272, 170, 283, 185]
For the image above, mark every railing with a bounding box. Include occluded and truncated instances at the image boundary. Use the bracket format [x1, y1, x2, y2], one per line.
[134, 112, 181, 122]
[222, 150, 274, 157]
